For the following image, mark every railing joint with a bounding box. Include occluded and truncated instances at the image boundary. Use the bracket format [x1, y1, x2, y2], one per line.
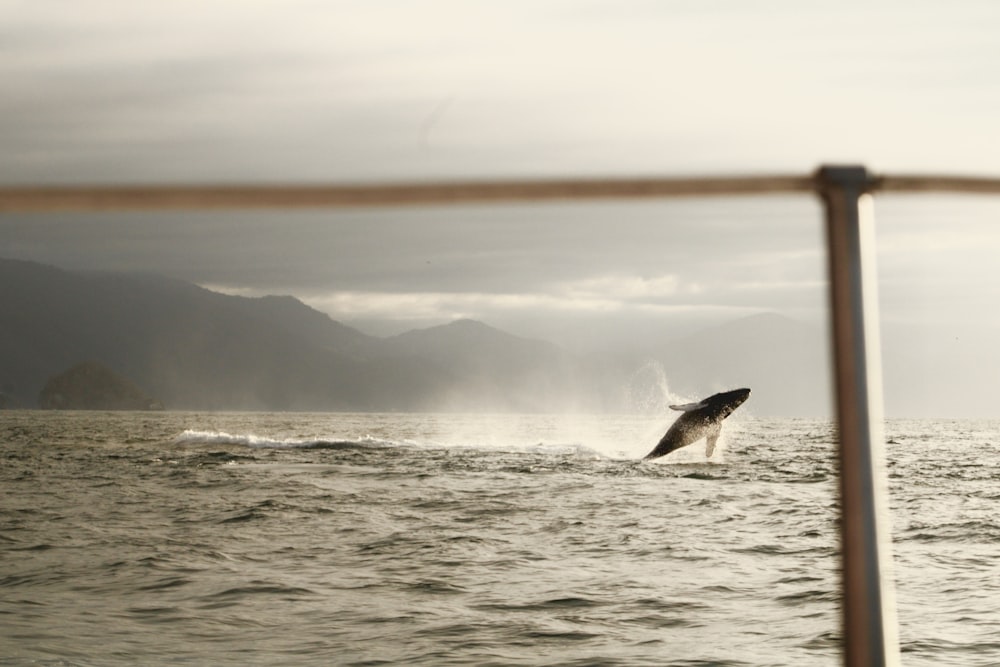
[814, 165, 879, 195]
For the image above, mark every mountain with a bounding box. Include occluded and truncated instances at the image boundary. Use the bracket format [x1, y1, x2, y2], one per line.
[0, 258, 831, 415]
[0, 259, 597, 411]
[0, 259, 445, 410]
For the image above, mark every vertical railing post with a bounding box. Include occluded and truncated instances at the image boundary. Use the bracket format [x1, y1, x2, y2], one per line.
[816, 165, 900, 666]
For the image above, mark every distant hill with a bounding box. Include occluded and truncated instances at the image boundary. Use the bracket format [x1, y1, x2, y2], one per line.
[38, 361, 163, 410]
[0, 258, 831, 415]
[0, 259, 441, 410]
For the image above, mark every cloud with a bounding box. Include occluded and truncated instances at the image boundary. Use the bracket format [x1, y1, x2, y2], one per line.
[315, 290, 759, 332]
[557, 274, 684, 301]
[873, 196, 1000, 327]
[4, 2, 1000, 340]
[206, 269, 810, 329]
[5, 0, 1000, 186]
[204, 265, 757, 326]
[0, 193, 836, 341]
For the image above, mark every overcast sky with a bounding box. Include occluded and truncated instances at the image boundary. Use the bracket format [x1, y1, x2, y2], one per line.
[3, 1, 1000, 415]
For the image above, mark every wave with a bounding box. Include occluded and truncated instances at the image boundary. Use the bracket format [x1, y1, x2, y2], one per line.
[173, 429, 394, 451]
[172, 428, 609, 458]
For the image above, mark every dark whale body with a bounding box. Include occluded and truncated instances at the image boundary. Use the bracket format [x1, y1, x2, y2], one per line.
[643, 388, 751, 461]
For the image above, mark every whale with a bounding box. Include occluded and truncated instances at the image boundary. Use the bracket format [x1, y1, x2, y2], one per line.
[643, 388, 751, 461]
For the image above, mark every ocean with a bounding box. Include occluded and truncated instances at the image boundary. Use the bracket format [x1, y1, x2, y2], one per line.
[1, 410, 997, 666]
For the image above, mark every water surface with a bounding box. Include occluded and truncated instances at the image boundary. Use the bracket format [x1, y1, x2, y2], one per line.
[1, 412, 997, 665]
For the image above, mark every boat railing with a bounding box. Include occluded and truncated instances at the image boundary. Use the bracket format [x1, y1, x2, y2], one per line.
[6, 165, 1000, 667]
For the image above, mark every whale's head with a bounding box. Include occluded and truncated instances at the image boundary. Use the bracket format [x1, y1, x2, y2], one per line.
[710, 387, 751, 417]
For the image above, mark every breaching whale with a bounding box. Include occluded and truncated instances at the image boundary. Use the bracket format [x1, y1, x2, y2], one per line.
[643, 388, 751, 461]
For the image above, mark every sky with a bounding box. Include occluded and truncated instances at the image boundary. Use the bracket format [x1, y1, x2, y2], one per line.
[3, 0, 1000, 416]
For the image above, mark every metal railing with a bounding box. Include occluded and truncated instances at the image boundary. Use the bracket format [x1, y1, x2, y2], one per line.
[6, 165, 1000, 666]
[2, 171, 1000, 212]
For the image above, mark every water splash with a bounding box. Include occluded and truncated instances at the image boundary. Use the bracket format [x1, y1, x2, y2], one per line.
[624, 360, 689, 414]
[172, 429, 392, 450]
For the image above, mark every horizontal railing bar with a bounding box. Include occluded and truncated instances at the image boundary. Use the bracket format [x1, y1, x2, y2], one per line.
[875, 174, 1000, 195]
[0, 175, 818, 212]
[2, 172, 1000, 212]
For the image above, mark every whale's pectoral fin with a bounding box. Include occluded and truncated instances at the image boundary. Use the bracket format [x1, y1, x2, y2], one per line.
[705, 424, 721, 457]
[670, 400, 708, 412]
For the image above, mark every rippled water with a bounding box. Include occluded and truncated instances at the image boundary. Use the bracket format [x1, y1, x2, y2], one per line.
[1, 411, 998, 665]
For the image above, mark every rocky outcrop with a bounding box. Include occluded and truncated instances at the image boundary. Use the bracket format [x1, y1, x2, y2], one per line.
[38, 362, 164, 411]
